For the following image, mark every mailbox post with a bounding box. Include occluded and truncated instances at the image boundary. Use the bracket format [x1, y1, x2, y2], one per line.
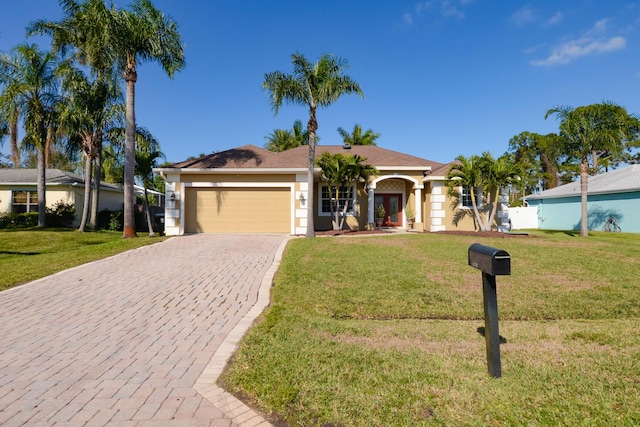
[468, 243, 511, 378]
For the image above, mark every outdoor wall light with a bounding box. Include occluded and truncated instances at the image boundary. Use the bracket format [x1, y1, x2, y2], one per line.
[169, 193, 176, 202]
[299, 193, 305, 203]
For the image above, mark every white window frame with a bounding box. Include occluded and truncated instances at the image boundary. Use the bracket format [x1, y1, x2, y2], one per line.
[11, 190, 39, 213]
[319, 184, 356, 216]
[459, 186, 483, 210]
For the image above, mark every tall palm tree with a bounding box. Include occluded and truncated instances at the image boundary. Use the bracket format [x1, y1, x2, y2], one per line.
[263, 52, 364, 237]
[546, 102, 640, 237]
[316, 152, 377, 230]
[112, 0, 185, 238]
[30, 0, 121, 229]
[0, 44, 62, 227]
[337, 124, 379, 146]
[58, 63, 122, 231]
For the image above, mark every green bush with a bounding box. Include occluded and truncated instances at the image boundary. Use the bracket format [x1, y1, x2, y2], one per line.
[0, 202, 75, 229]
[97, 209, 123, 231]
[45, 201, 76, 228]
[0, 211, 38, 229]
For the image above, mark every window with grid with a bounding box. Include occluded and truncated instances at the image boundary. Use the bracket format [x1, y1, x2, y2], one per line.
[460, 186, 482, 209]
[320, 185, 355, 214]
[12, 191, 39, 213]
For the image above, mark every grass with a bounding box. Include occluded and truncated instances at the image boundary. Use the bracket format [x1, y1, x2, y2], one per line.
[220, 231, 640, 426]
[0, 228, 169, 291]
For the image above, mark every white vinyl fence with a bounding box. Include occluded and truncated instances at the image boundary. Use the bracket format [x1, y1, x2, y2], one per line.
[507, 206, 539, 230]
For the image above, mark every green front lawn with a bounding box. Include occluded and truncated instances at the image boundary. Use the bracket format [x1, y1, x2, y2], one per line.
[221, 231, 640, 426]
[0, 229, 168, 291]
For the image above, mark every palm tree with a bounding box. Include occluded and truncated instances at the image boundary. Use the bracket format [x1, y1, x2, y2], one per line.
[446, 154, 484, 230]
[481, 153, 520, 231]
[135, 148, 163, 236]
[316, 152, 377, 230]
[0, 95, 20, 167]
[30, 0, 122, 229]
[264, 119, 311, 152]
[337, 124, 380, 146]
[447, 153, 519, 232]
[111, 0, 185, 238]
[58, 63, 122, 231]
[0, 44, 62, 227]
[263, 52, 364, 237]
[546, 102, 640, 237]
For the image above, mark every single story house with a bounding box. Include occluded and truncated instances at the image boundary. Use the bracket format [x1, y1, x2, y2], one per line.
[0, 169, 124, 226]
[155, 144, 508, 235]
[524, 164, 640, 233]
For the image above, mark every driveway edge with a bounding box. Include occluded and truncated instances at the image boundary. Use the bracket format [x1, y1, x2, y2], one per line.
[194, 236, 290, 427]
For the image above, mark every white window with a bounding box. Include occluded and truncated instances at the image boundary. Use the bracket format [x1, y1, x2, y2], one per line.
[460, 186, 482, 209]
[12, 190, 38, 214]
[320, 185, 355, 215]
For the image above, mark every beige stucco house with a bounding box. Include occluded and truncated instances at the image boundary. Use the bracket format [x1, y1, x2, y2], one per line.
[0, 169, 124, 227]
[155, 144, 489, 235]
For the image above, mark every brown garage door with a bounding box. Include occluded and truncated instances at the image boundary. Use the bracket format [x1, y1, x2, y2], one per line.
[185, 187, 291, 233]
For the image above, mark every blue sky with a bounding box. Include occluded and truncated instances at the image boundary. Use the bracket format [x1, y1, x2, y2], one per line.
[1, 0, 639, 164]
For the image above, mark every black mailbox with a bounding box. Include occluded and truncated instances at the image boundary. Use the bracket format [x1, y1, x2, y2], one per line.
[468, 243, 511, 276]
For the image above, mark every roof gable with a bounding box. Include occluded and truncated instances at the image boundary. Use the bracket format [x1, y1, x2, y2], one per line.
[526, 165, 640, 200]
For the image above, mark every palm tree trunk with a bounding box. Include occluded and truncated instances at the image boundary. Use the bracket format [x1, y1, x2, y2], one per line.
[487, 189, 500, 231]
[78, 153, 92, 232]
[37, 147, 46, 227]
[470, 190, 485, 231]
[143, 186, 156, 237]
[90, 135, 103, 229]
[123, 73, 137, 238]
[580, 157, 589, 237]
[9, 111, 19, 167]
[45, 126, 54, 168]
[306, 111, 317, 238]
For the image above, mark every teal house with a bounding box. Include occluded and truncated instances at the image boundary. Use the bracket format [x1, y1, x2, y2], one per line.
[525, 165, 640, 233]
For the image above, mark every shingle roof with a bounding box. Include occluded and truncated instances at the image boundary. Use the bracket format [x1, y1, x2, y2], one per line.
[169, 145, 306, 169]
[0, 169, 121, 191]
[167, 144, 445, 171]
[526, 164, 640, 200]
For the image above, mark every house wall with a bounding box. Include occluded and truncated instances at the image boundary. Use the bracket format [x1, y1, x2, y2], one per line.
[164, 172, 301, 235]
[527, 191, 640, 233]
[0, 184, 123, 227]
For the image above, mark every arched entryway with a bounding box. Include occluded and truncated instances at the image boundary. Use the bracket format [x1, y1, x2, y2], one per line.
[367, 175, 423, 230]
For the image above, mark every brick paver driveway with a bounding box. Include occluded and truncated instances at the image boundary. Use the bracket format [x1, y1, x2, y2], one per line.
[0, 234, 289, 427]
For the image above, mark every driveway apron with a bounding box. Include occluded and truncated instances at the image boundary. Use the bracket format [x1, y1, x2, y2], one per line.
[0, 233, 289, 427]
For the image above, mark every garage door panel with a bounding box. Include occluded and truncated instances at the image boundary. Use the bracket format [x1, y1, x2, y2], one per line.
[185, 187, 290, 233]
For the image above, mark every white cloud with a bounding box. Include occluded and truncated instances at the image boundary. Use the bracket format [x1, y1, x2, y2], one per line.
[531, 27, 626, 67]
[547, 12, 564, 26]
[403, 12, 414, 26]
[509, 6, 536, 27]
[404, 0, 470, 24]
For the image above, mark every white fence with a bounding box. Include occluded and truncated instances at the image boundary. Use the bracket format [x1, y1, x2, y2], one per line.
[507, 206, 539, 230]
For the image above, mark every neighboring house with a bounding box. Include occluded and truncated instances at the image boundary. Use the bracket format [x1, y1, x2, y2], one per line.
[524, 164, 640, 233]
[0, 169, 124, 226]
[154, 144, 487, 235]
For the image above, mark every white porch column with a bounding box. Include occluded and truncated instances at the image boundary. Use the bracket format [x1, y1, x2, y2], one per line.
[414, 187, 422, 225]
[367, 187, 375, 228]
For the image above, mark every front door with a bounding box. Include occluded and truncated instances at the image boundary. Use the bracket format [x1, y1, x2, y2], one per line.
[374, 194, 402, 227]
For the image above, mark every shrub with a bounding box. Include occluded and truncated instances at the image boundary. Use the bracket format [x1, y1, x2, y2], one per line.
[45, 201, 76, 228]
[97, 209, 123, 231]
[0, 211, 38, 229]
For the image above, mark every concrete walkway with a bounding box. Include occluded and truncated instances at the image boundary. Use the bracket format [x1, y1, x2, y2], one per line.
[0, 234, 290, 427]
